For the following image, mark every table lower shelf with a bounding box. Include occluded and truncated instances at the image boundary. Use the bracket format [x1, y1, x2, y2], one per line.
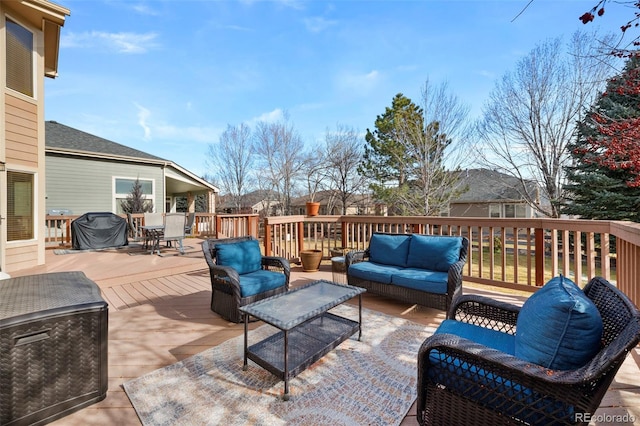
[246, 312, 359, 381]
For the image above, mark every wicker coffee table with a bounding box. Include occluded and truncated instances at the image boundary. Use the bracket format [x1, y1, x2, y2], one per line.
[239, 279, 365, 400]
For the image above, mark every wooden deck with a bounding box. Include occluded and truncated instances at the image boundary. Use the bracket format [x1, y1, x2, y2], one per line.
[9, 238, 640, 425]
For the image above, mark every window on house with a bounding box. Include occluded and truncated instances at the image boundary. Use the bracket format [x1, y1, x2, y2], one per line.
[489, 204, 501, 218]
[114, 178, 154, 214]
[504, 204, 527, 218]
[6, 18, 34, 97]
[7, 172, 34, 241]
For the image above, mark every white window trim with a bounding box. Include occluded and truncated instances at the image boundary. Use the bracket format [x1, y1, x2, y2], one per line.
[112, 176, 156, 213]
[6, 167, 38, 246]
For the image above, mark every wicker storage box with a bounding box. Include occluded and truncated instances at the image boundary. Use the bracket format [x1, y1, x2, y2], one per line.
[0, 271, 108, 425]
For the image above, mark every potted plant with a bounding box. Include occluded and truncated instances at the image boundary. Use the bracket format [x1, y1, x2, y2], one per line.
[300, 249, 323, 272]
[303, 155, 326, 216]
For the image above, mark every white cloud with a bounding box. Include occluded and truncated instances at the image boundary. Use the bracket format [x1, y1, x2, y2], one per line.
[335, 70, 381, 95]
[304, 16, 337, 33]
[135, 103, 152, 141]
[249, 108, 285, 124]
[61, 31, 159, 54]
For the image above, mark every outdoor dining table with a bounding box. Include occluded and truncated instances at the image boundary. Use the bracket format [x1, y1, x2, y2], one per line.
[140, 224, 163, 254]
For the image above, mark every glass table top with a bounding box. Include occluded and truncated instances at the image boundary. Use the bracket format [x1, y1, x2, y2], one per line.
[239, 280, 365, 330]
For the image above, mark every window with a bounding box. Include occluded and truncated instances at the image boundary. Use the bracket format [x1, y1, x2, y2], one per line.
[504, 203, 527, 218]
[6, 18, 34, 97]
[489, 204, 501, 218]
[7, 172, 34, 241]
[114, 178, 154, 214]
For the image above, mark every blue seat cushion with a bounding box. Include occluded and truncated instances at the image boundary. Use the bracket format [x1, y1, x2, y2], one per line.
[238, 270, 286, 298]
[435, 319, 515, 354]
[348, 261, 402, 284]
[216, 239, 262, 275]
[515, 275, 603, 370]
[407, 235, 462, 272]
[391, 268, 449, 294]
[368, 233, 411, 267]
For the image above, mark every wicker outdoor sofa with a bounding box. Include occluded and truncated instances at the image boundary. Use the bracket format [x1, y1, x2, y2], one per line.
[346, 233, 469, 312]
[417, 275, 640, 425]
[202, 236, 290, 323]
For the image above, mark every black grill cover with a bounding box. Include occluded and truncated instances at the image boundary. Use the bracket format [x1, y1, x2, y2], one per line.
[71, 212, 129, 250]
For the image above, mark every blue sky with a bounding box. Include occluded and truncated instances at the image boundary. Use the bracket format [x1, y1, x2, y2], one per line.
[45, 0, 627, 179]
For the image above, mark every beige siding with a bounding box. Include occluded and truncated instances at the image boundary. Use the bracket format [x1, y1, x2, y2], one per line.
[5, 94, 38, 167]
[5, 243, 38, 272]
[450, 203, 490, 217]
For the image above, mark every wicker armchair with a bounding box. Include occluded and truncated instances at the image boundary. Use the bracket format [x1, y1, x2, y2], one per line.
[202, 237, 290, 323]
[417, 276, 640, 425]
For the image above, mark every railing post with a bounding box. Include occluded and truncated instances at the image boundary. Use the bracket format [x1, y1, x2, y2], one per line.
[297, 221, 305, 254]
[249, 215, 259, 238]
[264, 218, 272, 256]
[341, 220, 348, 249]
[535, 227, 545, 286]
[215, 214, 222, 239]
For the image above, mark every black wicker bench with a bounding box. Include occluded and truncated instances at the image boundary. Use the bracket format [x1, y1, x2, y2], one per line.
[346, 233, 468, 311]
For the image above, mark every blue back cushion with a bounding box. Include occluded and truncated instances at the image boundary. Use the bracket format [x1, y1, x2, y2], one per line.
[368, 233, 411, 267]
[406, 235, 462, 272]
[215, 239, 262, 275]
[515, 275, 603, 370]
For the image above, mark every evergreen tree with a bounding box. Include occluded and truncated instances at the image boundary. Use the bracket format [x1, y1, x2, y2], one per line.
[562, 55, 640, 221]
[359, 92, 462, 215]
[120, 178, 153, 214]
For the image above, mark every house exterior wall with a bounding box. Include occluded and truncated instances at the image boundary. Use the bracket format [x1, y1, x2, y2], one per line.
[449, 203, 490, 217]
[46, 155, 165, 215]
[1, 5, 49, 273]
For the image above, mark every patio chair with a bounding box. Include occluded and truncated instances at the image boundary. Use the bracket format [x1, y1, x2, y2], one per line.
[202, 236, 290, 323]
[143, 212, 163, 249]
[158, 213, 186, 255]
[417, 276, 640, 426]
[126, 213, 141, 242]
[184, 212, 196, 236]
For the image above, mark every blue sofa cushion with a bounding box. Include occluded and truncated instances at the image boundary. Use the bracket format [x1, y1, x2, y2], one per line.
[238, 270, 286, 297]
[348, 261, 402, 284]
[515, 275, 603, 370]
[216, 239, 262, 275]
[391, 268, 449, 294]
[435, 319, 515, 354]
[407, 235, 462, 272]
[368, 233, 411, 267]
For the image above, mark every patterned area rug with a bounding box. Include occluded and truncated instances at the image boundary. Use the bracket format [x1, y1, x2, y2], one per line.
[123, 305, 435, 426]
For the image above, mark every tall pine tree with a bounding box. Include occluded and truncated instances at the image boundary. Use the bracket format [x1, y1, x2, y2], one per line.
[562, 54, 640, 221]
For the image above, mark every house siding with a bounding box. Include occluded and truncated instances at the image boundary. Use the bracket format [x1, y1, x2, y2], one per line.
[4, 95, 41, 272]
[46, 155, 165, 215]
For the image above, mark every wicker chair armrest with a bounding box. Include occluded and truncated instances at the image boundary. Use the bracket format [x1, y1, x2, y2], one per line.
[448, 294, 521, 334]
[208, 264, 242, 297]
[418, 333, 597, 415]
[345, 250, 367, 266]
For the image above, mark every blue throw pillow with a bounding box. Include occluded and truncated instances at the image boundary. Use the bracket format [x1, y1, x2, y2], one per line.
[368, 233, 411, 267]
[515, 275, 603, 370]
[215, 239, 262, 275]
[406, 235, 462, 272]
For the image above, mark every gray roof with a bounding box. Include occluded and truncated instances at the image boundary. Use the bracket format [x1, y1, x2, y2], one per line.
[453, 169, 538, 203]
[45, 120, 166, 162]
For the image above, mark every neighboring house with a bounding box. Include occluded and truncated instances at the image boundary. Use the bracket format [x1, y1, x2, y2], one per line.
[45, 121, 219, 217]
[1, 1, 70, 273]
[217, 190, 282, 216]
[290, 190, 381, 216]
[448, 169, 545, 218]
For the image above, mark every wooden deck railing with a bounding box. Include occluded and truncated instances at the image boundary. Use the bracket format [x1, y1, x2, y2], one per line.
[264, 215, 640, 307]
[45, 213, 260, 246]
